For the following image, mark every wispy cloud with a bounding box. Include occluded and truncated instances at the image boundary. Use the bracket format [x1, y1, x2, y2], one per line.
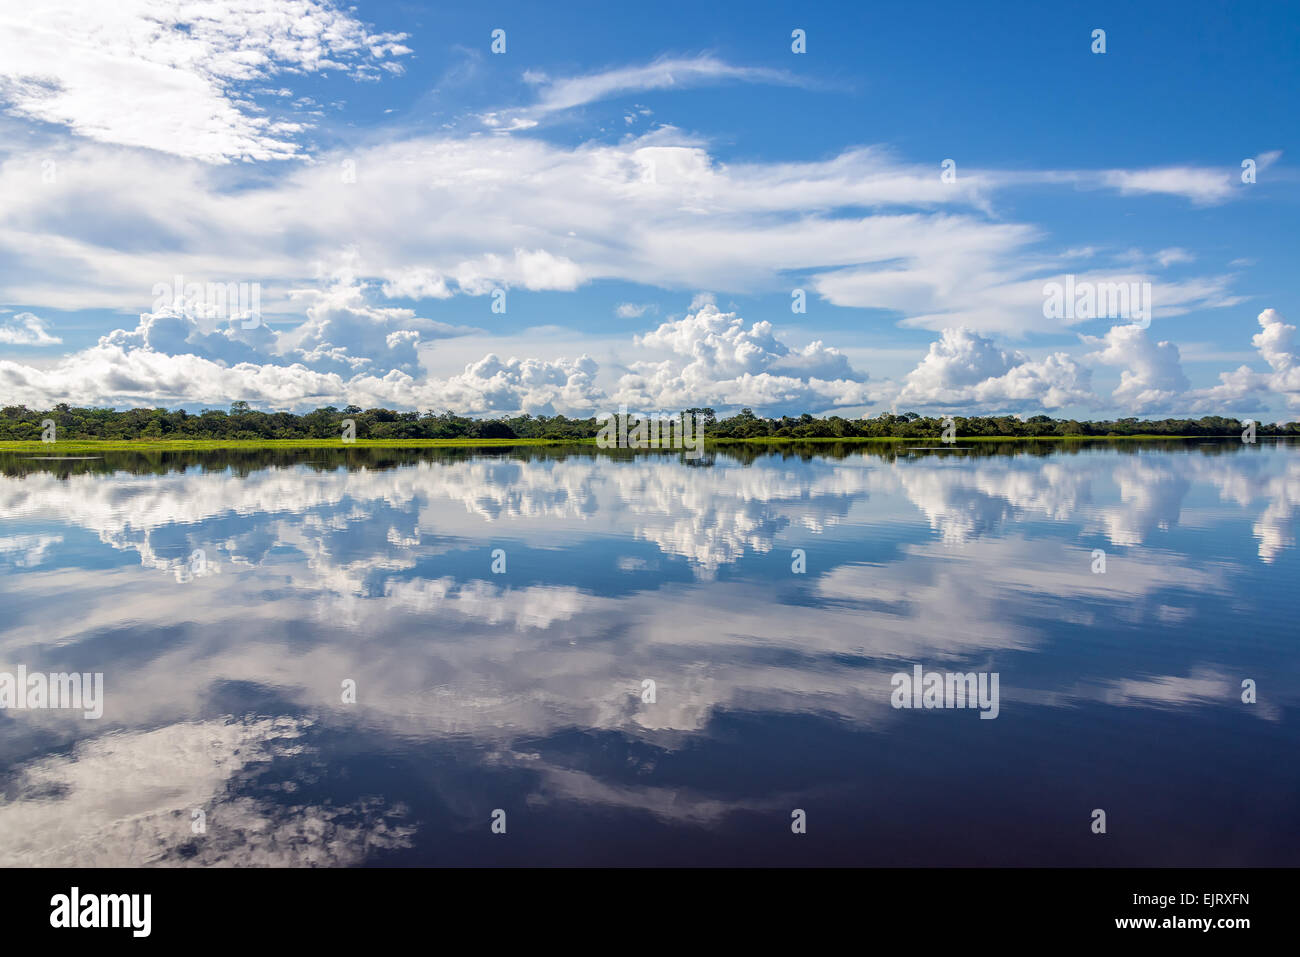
[0, 312, 60, 345]
[0, 0, 410, 162]
[984, 152, 1282, 205]
[615, 302, 657, 319]
[482, 55, 806, 130]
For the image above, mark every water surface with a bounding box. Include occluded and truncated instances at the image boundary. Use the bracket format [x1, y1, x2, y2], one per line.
[1, 441, 1296, 865]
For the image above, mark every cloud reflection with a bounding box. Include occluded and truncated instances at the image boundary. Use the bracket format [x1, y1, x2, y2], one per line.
[0, 443, 1295, 863]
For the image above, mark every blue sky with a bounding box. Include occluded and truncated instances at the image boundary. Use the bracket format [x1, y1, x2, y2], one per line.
[0, 0, 1296, 419]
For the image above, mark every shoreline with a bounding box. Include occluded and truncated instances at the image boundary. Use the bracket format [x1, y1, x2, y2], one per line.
[0, 435, 1281, 453]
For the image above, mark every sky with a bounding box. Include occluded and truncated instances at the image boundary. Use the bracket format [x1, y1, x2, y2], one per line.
[0, 0, 1296, 420]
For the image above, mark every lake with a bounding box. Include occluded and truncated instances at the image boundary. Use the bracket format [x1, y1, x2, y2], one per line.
[1, 440, 1296, 865]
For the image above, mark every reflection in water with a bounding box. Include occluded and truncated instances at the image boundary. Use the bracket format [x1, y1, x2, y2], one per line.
[1, 441, 1297, 865]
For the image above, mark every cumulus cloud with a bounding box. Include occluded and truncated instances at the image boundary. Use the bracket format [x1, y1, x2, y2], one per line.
[0, 283, 611, 412]
[103, 303, 279, 368]
[614, 303, 872, 411]
[0, 0, 410, 162]
[1253, 308, 1299, 380]
[349, 353, 603, 416]
[3, 290, 1295, 420]
[96, 270, 474, 377]
[0, 343, 344, 409]
[1197, 309, 1300, 412]
[1085, 324, 1191, 413]
[0, 335, 598, 417]
[280, 272, 475, 376]
[0, 271, 487, 410]
[1093, 306, 1300, 419]
[0, 21, 1278, 419]
[896, 327, 1093, 410]
[0, 311, 60, 345]
[0, 296, 870, 414]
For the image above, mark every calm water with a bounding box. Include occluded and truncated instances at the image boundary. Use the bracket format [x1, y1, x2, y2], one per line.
[1, 441, 1296, 866]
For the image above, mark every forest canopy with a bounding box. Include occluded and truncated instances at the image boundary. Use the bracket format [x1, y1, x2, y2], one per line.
[1, 404, 1295, 441]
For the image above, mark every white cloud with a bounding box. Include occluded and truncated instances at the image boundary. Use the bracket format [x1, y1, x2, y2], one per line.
[349, 352, 604, 416]
[0, 272, 599, 410]
[0, 342, 345, 409]
[1253, 307, 1299, 380]
[1, 282, 1293, 419]
[94, 269, 475, 378]
[1156, 247, 1195, 267]
[614, 303, 872, 411]
[280, 271, 475, 375]
[1092, 669, 1241, 710]
[2, 295, 1290, 419]
[0, 36, 1276, 417]
[451, 248, 584, 295]
[0, 533, 62, 566]
[1101, 166, 1238, 205]
[0, 127, 1244, 348]
[0, 311, 60, 345]
[0, 718, 415, 866]
[896, 327, 1093, 410]
[1198, 309, 1300, 413]
[1095, 152, 1280, 205]
[536, 56, 800, 112]
[1085, 324, 1191, 413]
[821, 257, 1239, 337]
[0, 0, 410, 162]
[484, 56, 804, 130]
[0, 135, 1017, 318]
[380, 268, 455, 301]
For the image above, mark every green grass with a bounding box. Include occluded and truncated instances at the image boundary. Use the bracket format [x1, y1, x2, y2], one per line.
[0, 434, 1252, 453]
[0, 437, 579, 453]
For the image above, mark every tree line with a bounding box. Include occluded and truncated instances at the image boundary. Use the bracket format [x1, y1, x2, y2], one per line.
[1, 403, 1295, 441]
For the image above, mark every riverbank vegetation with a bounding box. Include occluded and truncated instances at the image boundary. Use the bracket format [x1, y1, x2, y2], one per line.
[1, 403, 1293, 445]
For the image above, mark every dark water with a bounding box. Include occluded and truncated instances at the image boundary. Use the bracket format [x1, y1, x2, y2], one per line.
[0, 440, 1296, 866]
